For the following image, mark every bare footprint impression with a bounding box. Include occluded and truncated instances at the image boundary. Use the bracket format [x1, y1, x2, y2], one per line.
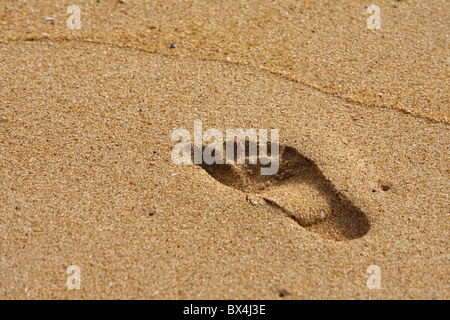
[195, 141, 370, 241]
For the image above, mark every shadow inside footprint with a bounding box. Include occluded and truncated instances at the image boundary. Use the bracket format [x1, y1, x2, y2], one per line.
[195, 141, 370, 241]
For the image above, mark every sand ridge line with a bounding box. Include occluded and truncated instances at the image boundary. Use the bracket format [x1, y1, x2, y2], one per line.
[1, 36, 447, 126]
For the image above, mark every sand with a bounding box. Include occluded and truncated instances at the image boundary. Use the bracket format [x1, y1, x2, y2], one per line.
[0, 0, 448, 299]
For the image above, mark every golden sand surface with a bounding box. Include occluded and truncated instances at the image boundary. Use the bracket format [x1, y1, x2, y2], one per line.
[0, 1, 448, 299]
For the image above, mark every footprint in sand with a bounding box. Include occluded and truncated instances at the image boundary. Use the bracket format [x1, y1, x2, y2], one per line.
[195, 141, 370, 241]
